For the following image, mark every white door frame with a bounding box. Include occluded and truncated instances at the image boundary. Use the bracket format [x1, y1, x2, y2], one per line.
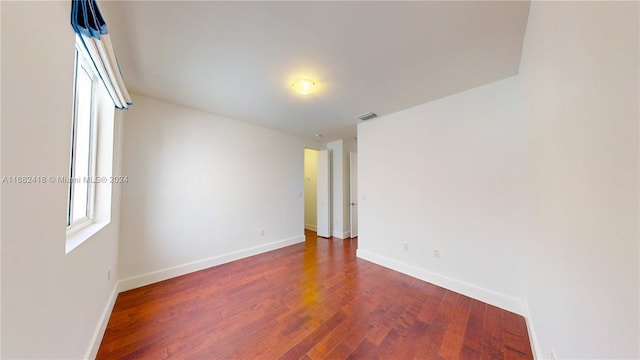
[316, 150, 331, 238]
[349, 152, 358, 238]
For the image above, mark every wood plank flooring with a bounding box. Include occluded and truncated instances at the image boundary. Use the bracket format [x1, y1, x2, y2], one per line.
[97, 231, 533, 359]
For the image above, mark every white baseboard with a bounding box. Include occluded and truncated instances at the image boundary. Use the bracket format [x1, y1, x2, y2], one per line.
[305, 224, 317, 231]
[356, 249, 526, 316]
[118, 235, 305, 292]
[85, 284, 118, 360]
[356, 250, 540, 358]
[331, 231, 351, 239]
[523, 303, 542, 359]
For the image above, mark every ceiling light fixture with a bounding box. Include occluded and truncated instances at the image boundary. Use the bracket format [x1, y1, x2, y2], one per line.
[291, 78, 316, 95]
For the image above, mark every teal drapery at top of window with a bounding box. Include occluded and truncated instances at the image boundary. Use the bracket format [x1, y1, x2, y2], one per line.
[71, 0, 132, 109]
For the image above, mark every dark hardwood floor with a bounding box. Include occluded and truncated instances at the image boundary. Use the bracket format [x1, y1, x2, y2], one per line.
[97, 230, 533, 359]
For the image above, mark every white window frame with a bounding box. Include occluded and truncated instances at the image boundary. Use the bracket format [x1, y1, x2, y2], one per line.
[66, 36, 118, 254]
[67, 40, 99, 232]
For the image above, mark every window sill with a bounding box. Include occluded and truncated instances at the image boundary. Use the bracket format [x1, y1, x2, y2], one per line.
[66, 221, 109, 254]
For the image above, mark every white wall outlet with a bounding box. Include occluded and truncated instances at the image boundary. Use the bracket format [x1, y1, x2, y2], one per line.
[403, 242, 409, 251]
[551, 350, 557, 360]
[107, 270, 111, 282]
[433, 248, 441, 258]
[260, 229, 265, 236]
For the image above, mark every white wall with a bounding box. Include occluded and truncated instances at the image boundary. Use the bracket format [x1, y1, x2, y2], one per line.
[118, 94, 319, 288]
[304, 148, 318, 231]
[520, 2, 639, 358]
[1, 2, 123, 358]
[357, 76, 527, 313]
[358, 3, 639, 358]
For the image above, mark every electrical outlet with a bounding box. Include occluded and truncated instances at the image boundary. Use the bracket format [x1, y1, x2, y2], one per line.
[260, 229, 265, 236]
[403, 242, 409, 251]
[551, 350, 557, 360]
[433, 248, 441, 258]
[107, 270, 111, 282]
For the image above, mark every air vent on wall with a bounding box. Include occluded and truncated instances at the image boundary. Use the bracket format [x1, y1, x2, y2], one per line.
[356, 112, 377, 121]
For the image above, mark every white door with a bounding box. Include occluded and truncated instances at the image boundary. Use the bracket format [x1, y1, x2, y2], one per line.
[317, 150, 331, 238]
[349, 152, 358, 238]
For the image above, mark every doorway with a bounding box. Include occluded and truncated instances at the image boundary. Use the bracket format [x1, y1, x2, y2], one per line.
[304, 148, 331, 238]
[303, 148, 318, 232]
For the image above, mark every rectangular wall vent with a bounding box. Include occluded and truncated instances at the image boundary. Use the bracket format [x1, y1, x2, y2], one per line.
[357, 112, 378, 121]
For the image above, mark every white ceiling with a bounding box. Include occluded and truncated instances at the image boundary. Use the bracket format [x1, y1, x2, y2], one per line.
[101, 1, 530, 142]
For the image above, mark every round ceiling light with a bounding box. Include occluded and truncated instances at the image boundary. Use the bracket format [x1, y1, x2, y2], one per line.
[291, 78, 316, 95]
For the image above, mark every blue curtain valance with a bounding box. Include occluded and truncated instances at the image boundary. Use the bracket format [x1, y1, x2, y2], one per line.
[71, 0, 132, 109]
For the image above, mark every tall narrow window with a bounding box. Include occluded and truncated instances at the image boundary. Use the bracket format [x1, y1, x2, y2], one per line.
[68, 41, 98, 229]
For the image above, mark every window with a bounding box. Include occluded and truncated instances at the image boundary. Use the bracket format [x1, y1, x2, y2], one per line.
[66, 36, 118, 253]
[67, 42, 98, 230]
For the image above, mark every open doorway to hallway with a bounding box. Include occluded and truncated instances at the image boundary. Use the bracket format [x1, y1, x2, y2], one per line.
[303, 148, 318, 233]
[305, 140, 358, 240]
[304, 148, 331, 238]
